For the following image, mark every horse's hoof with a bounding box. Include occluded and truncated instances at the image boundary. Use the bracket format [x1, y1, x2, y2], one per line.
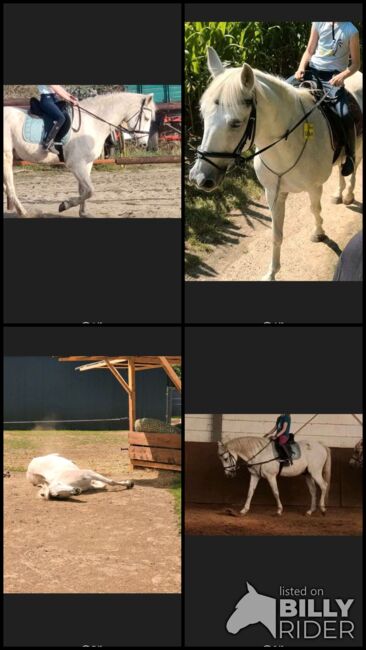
[126, 481, 134, 489]
[343, 195, 354, 206]
[331, 196, 342, 205]
[277, 511, 283, 516]
[305, 511, 313, 516]
[311, 233, 326, 243]
[321, 509, 326, 517]
[59, 201, 67, 213]
[225, 508, 241, 517]
[261, 274, 276, 282]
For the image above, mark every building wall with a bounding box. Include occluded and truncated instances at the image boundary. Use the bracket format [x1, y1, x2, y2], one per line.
[186, 414, 362, 448]
[4, 356, 169, 428]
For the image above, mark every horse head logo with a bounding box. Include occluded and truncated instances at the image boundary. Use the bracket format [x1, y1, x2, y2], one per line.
[226, 582, 276, 637]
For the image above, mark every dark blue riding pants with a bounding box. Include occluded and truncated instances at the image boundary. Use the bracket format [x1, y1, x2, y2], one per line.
[40, 94, 66, 130]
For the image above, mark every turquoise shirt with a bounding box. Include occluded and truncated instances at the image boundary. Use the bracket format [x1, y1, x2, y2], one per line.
[276, 414, 291, 437]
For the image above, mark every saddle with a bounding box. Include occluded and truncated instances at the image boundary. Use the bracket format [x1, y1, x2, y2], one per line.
[274, 434, 301, 465]
[23, 98, 72, 150]
[295, 78, 362, 164]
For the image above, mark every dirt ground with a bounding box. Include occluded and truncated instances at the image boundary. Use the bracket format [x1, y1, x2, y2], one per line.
[189, 164, 362, 280]
[186, 504, 362, 536]
[4, 430, 181, 593]
[3, 164, 181, 218]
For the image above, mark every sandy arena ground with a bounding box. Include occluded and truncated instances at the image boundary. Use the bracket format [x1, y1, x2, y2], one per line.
[188, 164, 362, 280]
[3, 164, 181, 218]
[185, 504, 362, 536]
[4, 430, 181, 593]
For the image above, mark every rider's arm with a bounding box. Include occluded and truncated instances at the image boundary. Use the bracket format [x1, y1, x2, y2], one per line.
[295, 26, 319, 79]
[275, 422, 288, 438]
[330, 33, 361, 86]
[264, 424, 277, 437]
[49, 85, 78, 104]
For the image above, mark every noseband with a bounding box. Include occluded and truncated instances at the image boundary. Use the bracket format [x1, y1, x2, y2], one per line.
[196, 100, 257, 171]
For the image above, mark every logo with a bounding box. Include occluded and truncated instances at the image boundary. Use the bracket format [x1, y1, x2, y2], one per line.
[226, 582, 355, 641]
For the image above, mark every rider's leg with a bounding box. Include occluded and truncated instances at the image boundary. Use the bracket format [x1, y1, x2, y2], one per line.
[336, 87, 355, 177]
[40, 94, 66, 153]
[278, 437, 292, 465]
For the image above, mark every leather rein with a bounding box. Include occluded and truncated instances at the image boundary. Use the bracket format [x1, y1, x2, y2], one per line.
[70, 97, 152, 139]
[195, 89, 331, 172]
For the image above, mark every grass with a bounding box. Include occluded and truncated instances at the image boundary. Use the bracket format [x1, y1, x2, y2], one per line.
[185, 157, 262, 276]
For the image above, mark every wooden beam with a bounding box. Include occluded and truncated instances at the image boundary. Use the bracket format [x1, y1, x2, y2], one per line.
[105, 359, 131, 395]
[130, 459, 181, 472]
[128, 358, 136, 431]
[158, 356, 181, 392]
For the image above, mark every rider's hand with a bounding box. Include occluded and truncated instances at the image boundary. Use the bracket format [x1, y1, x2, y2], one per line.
[295, 69, 305, 80]
[329, 72, 346, 87]
[69, 95, 79, 105]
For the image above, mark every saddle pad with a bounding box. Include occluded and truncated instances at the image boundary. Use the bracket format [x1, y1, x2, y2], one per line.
[22, 112, 71, 146]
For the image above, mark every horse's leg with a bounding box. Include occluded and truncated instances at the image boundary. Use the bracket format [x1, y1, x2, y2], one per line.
[331, 164, 346, 204]
[240, 473, 260, 515]
[308, 185, 326, 242]
[262, 190, 288, 281]
[311, 472, 328, 515]
[343, 158, 360, 205]
[79, 162, 93, 217]
[3, 150, 28, 216]
[59, 162, 94, 214]
[266, 475, 283, 515]
[304, 475, 317, 516]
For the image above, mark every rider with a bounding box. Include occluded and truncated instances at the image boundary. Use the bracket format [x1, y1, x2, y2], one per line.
[288, 22, 360, 177]
[265, 413, 293, 465]
[38, 85, 78, 154]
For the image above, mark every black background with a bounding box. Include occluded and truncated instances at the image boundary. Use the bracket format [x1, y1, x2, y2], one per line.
[186, 537, 363, 647]
[185, 326, 363, 413]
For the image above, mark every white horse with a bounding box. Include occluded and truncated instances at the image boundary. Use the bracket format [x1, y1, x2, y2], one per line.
[189, 48, 362, 280]
[4, 91, 155, 217]
[26, 453, 134, 499]
[218, 437, 331, 516]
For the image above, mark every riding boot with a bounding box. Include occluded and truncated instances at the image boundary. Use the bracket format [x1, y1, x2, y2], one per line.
[42, 121, 61, 154]
[281, 445, 293, 466]
[340, 114, 356, 177]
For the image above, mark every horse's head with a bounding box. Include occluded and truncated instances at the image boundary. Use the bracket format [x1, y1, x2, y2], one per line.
[350, 439, 363, 469]
[39, 482, 82, 499]
[226, 582, 276, 637]
[189, 48, 255, 191]
[218, 441, 237, 478]
[127, 93, 155, 147]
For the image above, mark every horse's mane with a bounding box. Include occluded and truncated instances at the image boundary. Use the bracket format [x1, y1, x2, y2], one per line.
[80, 92, 156, 118]
[226, 436, 269, 457]
[201, 66, 311, 118]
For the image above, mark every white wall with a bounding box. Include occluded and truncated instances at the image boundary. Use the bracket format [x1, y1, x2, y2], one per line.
[185, 414, 363, 448]
[185, 414, 213, 442]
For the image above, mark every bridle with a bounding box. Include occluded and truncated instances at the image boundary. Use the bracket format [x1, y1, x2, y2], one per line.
[196, 99, 257, 171]
[71, 97, 153, 139]
[194, 88, 331, 173]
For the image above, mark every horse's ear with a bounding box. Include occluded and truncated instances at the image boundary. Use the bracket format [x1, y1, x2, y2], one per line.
[246, 582, 257, 594]
[218, 441, 224, 451]
[207, 47, 225, 77]
[240, 63, 255, 92]
[145, 93, 154, 105]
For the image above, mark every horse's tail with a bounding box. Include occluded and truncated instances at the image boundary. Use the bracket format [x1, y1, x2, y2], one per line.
[322, 445, 332, 503]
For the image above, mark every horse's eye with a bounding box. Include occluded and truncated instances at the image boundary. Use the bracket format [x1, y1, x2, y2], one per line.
[214, 99, 219, 105]
[229, 120, 242, 129]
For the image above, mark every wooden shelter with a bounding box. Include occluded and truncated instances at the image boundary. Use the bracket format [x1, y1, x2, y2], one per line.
[58, 356, 181, 471]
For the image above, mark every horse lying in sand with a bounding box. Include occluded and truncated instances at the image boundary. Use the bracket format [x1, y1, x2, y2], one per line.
[26, 453, 134, 499]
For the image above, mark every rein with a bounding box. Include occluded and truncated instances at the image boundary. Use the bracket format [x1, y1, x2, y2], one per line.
[70, 98, 152, 138]
[194, 88, 331, 172]
[219, 440, 281, 473]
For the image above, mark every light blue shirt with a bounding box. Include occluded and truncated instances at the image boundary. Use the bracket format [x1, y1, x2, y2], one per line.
[310, 22, 358, 72]
[38, 85, 55, 95]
